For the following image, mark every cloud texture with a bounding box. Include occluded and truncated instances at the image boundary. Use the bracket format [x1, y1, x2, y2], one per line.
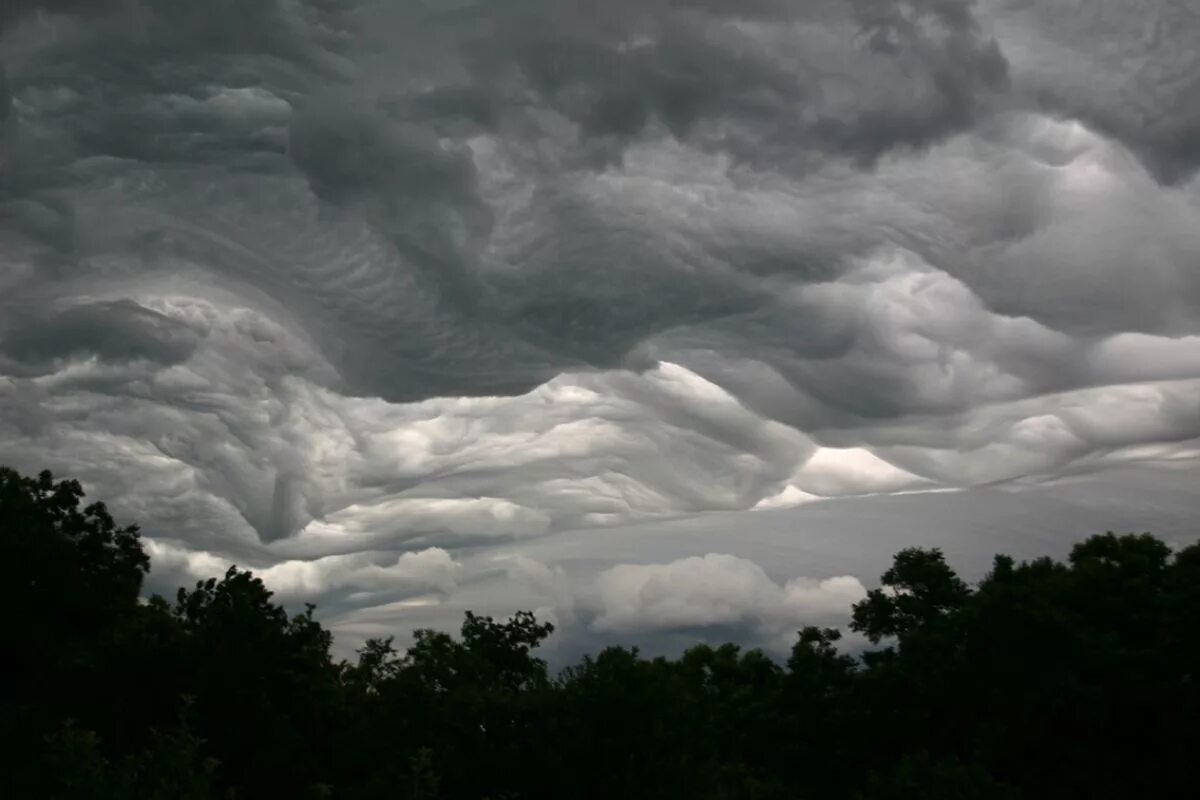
[2, 0, 1199, 653]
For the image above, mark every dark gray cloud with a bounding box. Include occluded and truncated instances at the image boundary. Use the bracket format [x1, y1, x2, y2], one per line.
[0, 0, 110, 32]
[0, 299, 200, 373]
[980, 0, 1200, 185]
[2, 0, 1199, 653]
[465, 0, 1008, 168]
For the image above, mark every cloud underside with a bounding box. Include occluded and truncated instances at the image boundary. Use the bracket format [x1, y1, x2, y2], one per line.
[2, 0, 1199, 651]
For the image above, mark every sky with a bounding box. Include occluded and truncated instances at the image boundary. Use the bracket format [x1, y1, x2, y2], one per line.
[1, 0, 1198, 660]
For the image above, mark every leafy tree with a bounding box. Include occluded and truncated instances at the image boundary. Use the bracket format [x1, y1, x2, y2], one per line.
[1, 468, 152, 793]
[168, 567, 339, 797]
[851, 546, 971, 642]
[856, 753, 1022, 800]
[2, 465, 1198, 800]
[39, 709, 218, 800]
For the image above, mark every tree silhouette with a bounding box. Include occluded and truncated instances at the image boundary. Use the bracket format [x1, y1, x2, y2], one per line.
[2, 465, 1197, 799]
[2, 468, 152, 795]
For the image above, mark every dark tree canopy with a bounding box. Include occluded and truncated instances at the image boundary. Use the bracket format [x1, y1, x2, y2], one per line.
[1, 465, 1197, 799]
[851, 546, 971, 641]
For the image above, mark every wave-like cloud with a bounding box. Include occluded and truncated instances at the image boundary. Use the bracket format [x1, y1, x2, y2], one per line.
[2, 0, 1199, 651]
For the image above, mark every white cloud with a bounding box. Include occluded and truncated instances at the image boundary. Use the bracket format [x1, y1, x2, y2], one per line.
[591, 554, 866, 635]
[144, 538, 462, 607]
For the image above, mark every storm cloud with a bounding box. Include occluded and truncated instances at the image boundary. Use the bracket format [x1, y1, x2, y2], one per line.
[2, 0, 1198, 654]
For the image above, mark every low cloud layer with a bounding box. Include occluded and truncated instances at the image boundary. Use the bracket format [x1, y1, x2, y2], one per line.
[590, 555, 865, 635]
[2, 0, 1199, 653]
[486, 551, 867, 656]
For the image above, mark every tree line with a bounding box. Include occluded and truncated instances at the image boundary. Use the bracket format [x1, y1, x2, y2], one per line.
[2, 466, 1197, 798]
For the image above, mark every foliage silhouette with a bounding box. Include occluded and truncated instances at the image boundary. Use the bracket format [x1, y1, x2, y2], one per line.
[2, 466, 1197, 798]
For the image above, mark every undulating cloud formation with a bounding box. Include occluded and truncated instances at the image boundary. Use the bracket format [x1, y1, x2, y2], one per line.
[2, 0, 1198, 657]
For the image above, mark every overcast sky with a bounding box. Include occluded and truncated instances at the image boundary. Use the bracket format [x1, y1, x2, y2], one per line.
[2, 0, 1198, 659]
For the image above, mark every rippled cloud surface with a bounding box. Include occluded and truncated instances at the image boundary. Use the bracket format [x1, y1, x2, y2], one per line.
[3, 0, 1199, 656]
